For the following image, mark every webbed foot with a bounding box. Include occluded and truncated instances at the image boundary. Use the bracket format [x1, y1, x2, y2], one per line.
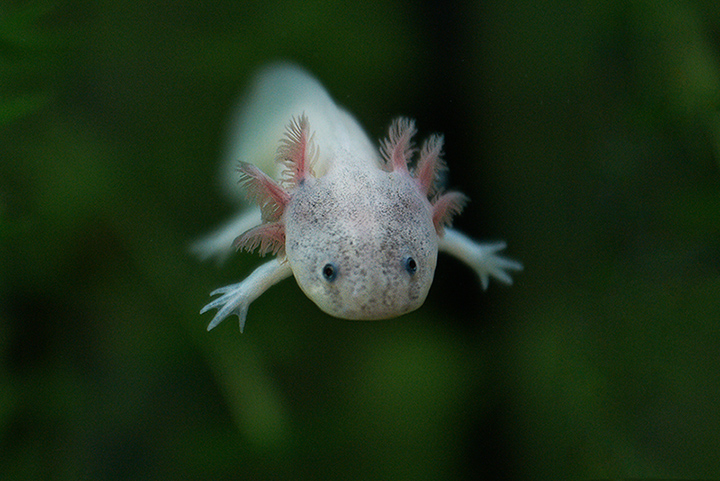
[200, 259, 293, 332]
[439, 229, 523, 289]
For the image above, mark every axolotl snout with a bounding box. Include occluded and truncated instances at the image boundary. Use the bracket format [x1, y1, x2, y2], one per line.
[287, 157, 439, 319]
[195, 64, 522, 332]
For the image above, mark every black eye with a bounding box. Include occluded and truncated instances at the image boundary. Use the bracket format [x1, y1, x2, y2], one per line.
[322, 263, 338, 282]
[404, 256, 417, 274]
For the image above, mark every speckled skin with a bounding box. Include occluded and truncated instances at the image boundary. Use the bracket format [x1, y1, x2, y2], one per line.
[286, 163, 438, 319]
[196, 63, 522, 332]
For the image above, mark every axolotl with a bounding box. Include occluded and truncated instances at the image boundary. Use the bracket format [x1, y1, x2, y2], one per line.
[195, 63, 522, 332]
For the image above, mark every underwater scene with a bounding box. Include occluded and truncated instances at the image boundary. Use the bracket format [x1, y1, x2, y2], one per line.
[1, 1, 719, 479]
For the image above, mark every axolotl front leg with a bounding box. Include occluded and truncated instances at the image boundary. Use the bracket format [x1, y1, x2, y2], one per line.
[439, 229, 523, 290]
[200, 258, 292, 332]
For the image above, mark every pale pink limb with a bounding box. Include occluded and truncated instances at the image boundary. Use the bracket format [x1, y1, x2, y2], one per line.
[191, 208, 262, 263]
[438, 228, 523, 290]
[201, 258, 293, 332]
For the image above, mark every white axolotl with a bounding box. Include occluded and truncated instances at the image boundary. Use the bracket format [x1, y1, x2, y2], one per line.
[195, 63, 522, 332]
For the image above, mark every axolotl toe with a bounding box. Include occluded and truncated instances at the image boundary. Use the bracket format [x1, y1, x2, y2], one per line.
[195, 63, 522, 332]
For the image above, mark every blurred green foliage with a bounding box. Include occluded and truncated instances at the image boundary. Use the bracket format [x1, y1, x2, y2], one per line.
[2, 0, 720, 479]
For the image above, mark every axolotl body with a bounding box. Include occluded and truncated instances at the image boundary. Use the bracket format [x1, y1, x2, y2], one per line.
[196, 64, 522, 332]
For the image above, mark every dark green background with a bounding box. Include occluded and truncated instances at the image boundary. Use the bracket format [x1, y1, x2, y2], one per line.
[2, 1, 719, 479]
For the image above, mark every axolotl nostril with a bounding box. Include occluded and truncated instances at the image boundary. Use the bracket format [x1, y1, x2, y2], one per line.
[194, 63, 522, 332]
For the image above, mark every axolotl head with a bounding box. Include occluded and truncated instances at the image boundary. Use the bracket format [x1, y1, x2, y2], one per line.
[284, 165, 439, 319]
[234, 116, 468, 320]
